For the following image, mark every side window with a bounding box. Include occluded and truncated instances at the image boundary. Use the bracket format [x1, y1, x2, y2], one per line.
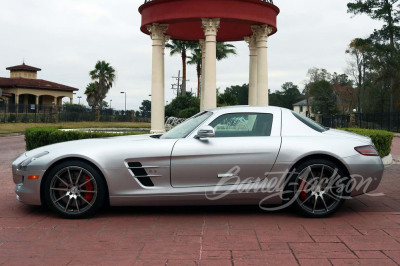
[209, 113, 273, 138]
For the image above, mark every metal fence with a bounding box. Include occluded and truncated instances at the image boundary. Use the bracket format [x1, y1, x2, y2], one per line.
[0, 103, 150, 123]
[320, 112, 400, 132]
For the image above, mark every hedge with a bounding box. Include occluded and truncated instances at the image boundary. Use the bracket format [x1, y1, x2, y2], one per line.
[341, 128, 394, 157]
[25, 127, 144, 151]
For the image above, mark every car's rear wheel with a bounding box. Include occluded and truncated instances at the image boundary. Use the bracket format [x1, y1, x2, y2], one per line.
[287, 159, 350, 218]
[43, 160, 107, 218]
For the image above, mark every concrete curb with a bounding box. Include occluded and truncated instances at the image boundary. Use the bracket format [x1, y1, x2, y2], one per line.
[0, 133, 25, 137]
[382, 154, 393, 166]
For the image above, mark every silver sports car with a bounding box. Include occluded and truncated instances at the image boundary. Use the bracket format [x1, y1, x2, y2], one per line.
[12, 106, 384, 218]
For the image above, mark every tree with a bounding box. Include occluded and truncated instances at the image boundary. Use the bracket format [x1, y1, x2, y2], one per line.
[85, 82, 98, 109]
[279, 82, 302, 109]
[304, 68, 332, 115]
[347, 0, 400, 111]
[346, 38, 372, 112]
[86, 61, 116, 109]
[216, 42, 237, 60]
[165, 92, 200, 118]
[309, 80, 338, 115]
[269, 82, 302, 109]
[166, 41, 198, 96]
[217, 89, 239, 106]
[331, 73, 357, 113]
[222, 84, 249, 105]
[188, 42, 237, 98]
[139, 100, 151, 118]
[187, 48, 202, 97]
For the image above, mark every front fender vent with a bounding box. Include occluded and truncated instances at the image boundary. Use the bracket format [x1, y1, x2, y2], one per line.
[127, 162, 154, 187]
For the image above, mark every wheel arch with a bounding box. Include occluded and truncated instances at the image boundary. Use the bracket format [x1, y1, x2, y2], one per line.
[289, 153, 351, 178]
[40, 157, 110, 206]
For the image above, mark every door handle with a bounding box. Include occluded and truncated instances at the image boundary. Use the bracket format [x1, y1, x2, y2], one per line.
[218, 173, 237, 178]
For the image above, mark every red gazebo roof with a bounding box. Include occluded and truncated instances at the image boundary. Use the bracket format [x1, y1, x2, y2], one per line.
[139, 0, 280, 42]
[0, 77, 78, 92]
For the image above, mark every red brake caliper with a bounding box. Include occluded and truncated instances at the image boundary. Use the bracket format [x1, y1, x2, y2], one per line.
[84, 176, 94, 201]
[299, 179, 307, 201]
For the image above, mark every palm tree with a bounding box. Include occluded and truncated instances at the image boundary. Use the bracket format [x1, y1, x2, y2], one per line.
[166, 40, 197, 96]
[84, 82, 98, 108]
[188, 42, 237, 98]
[216, 42, 237, 60]
[88, 61, 116, 108]
[187, 48, 202, 97]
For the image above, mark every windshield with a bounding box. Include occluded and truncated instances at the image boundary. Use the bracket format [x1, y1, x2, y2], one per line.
[160, 111, 213, 139]
[292, 111, 327, 133]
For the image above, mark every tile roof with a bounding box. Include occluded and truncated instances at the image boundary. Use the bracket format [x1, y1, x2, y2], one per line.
[6, 63, 41, 72]
[0, 77, 78, 92]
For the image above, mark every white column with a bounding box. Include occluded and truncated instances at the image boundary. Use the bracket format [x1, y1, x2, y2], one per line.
[199, 39, 206, 111]
[201, 18, 220, 110]
[147, 23, 169, 134]
[244, 35, 258, 106]
[162, 35, 170, 105]
[252, 25, 273, 106]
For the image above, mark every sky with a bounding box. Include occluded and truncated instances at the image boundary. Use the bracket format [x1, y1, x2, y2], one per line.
[0, 0, 383, 110]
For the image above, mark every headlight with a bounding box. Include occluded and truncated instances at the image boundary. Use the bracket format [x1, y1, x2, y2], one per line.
[18, 151, 49, 171]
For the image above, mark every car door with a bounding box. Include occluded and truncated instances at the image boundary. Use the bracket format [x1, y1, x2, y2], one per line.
[170, 110, 282, 188]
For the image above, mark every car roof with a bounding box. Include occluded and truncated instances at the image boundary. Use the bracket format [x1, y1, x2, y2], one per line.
[205, 105, 284, 113]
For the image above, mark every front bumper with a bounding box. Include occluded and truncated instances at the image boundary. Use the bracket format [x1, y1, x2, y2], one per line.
[12, 156, 43, 206]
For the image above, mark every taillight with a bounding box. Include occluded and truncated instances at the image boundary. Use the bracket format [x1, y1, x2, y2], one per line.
[355, 145, 379, 156]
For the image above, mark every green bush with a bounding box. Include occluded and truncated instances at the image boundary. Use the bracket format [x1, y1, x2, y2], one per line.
[25, 127, 143, 151]
[178, 107, 199, 118]
[342, 128, 394, 157]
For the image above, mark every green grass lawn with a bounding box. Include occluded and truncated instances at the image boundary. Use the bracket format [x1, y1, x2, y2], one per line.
[0, 122, 150, 134]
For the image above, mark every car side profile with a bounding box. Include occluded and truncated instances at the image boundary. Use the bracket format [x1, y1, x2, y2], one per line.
[12, 106, 384, 218]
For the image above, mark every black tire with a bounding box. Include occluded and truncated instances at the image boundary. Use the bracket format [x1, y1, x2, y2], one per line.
[286, 159, 350, 218]
[43, 160, 107, 218]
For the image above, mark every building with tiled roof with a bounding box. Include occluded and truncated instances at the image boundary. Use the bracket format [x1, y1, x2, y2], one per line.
[0, 63, 78, 106]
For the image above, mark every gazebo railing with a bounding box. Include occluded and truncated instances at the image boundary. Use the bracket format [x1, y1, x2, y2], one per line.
[144, 0, 274, 4]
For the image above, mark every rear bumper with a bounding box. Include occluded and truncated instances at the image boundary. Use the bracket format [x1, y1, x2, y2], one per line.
[344, 154, 384, 197]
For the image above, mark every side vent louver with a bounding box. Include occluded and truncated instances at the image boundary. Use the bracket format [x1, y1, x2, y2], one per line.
[127, 162, 155, 187]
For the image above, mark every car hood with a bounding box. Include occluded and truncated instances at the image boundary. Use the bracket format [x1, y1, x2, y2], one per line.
[323, 129, 371, 143]
[25, 134, 158, 157]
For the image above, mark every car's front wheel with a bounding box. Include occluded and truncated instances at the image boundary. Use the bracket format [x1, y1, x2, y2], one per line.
[286, 159, 350, 218]
[43, 160, 107, 218]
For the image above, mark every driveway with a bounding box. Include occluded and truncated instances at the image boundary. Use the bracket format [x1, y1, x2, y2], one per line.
[1, 135, 400, 265]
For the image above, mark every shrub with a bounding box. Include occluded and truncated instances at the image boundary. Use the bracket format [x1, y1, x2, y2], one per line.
[7, 114, 16, 123]
[341, 128, 394, 157]
[25, 127, 143, 151]
[178, 107, 199, 118]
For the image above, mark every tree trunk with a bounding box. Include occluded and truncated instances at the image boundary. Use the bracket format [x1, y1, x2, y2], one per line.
[387, 0, 395, 112]
[306, 85, 310, 117]
[357, 54, 362, 113]
[197, 62, 201, 98]
[182, 49, 187, 97]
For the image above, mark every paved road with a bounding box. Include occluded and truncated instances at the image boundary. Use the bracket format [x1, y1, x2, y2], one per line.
[1, 136, 400, 265]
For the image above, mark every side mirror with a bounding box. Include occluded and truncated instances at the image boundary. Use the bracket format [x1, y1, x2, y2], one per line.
[195, 126, 215, 139]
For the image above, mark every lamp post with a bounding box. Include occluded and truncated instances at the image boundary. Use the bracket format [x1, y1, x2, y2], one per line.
[77, 96, 82, 105]
[120, 92, 126, 113]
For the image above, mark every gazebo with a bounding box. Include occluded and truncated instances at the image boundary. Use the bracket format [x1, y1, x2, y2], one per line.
[139, 0, 279, 133]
